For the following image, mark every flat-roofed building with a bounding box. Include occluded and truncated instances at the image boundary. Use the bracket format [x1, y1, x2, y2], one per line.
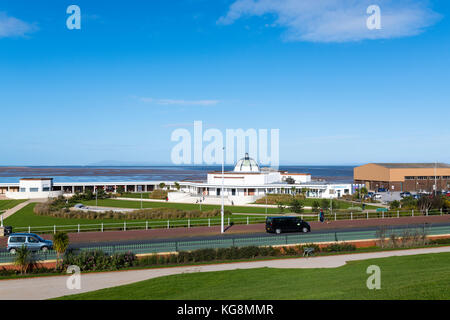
[354, 163, 450, 192]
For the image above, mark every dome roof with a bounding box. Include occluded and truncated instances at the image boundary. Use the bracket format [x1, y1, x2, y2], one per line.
[233, 153, 260, 172]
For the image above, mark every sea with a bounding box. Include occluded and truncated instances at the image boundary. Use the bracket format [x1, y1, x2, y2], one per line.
[0, 166, 355, 184]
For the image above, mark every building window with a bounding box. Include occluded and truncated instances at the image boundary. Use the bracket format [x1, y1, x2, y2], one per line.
[20, 188, 26, 192]
[417, 176, 427, 180]
[405, 176, 416, 180]
[232, 189, 236, 196]
[30, 188, 39, 192]
[43, 187, 50, 191]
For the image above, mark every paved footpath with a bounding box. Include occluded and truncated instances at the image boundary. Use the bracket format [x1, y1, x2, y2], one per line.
[0, 246, 449, 300]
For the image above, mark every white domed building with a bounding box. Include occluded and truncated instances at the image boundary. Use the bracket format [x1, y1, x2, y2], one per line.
[178, 153, 352, 204]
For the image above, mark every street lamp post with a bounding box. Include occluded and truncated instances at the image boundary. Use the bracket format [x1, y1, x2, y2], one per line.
[265, 188, 268, 216]
[221, 147, 225, 234]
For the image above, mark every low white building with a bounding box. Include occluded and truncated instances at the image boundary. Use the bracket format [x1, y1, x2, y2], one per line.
[5, 178, 63, 199]
[183, 154, 352, 204]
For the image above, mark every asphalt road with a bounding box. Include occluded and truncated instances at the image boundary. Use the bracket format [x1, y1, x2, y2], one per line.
[68, 221, 450, 250]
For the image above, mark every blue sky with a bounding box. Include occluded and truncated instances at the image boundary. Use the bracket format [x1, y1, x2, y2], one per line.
[0, 0, 449, 166]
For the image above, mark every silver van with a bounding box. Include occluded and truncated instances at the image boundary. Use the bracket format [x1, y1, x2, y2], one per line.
[7, 233, 53, 254]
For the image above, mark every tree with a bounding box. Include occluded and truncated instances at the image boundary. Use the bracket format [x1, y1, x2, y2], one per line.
[320, 199, 330, 211]
[94, 188, 107, 199]
[289, 199, 304, 213]
[312, 200, 320, 212]
[174, 182, 180, 191]
[417, 196, 433, 213]
[116, 186, 125, 194]
[301, 188, 309, 197]
[159, 182, 166, 189]
[53, 232, 70, 269]
[390, 200, 400, 210]
[291, 186, 297, 196]
[14, 245, 34, 274]
[360, 187, 368, 196]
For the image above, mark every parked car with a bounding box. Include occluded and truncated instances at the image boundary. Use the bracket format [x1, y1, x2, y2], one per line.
[400, 192, 411, 198]
[377, 188, 387, 192]
[446, 192, 450, 197]
[373, 193, 382, 200]
[367, 192, 374, 197]
[266, 216, 310, 234]
[7, 233, 53, 254]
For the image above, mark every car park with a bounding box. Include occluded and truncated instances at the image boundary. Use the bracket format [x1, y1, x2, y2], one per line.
[7, 233, 53, 254]
[266, 216, 310, 234]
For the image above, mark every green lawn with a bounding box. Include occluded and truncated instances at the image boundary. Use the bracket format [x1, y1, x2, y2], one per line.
[118, 193, 152, 199]
[0, 199, 26, 211]
[3, 203, 269, 231]
[4, 204, 134, 228]
[56, 252, 450, 300]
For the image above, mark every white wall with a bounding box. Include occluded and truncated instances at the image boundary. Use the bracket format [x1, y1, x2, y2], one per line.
[6, 191, 63, 199]
[19, 179, 53, 192]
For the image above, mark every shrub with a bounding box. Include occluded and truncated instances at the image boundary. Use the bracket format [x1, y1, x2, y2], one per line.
[34, 199, 232, 221]
[62, 250, 137, 272]
[299, 243, 321, 253]
[322, 243, 356, 252]
[430, 238, 450, 245]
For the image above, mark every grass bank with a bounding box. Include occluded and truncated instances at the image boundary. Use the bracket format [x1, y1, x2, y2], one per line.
[56, 252, 450, 300]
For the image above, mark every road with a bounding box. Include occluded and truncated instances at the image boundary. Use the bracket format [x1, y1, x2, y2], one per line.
[67, 221, 450, 250]
[0, 246, 449, 300]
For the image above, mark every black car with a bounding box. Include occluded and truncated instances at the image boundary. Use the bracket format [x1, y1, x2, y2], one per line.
[400, 192, 411, 198]
[266, 216, 311, 234]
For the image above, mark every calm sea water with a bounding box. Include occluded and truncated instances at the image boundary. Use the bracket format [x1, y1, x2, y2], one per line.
[0, 166, 354, 184]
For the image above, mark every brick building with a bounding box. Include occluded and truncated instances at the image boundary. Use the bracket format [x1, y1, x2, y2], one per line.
[354, 163, 450, 192]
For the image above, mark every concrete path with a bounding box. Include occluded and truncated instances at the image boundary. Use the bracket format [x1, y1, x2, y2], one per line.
[0, 246, 449, 300]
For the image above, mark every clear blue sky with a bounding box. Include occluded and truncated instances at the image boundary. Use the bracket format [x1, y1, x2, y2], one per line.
[1, 0, 449, 166]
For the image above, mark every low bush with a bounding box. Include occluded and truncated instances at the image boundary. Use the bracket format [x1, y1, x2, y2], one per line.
[322, 243, 356, 252]
[299, 243, 321, 253]
[430, 238, 450, 245]
[34, 199, 232, 220]
[62, 250, 136, 271]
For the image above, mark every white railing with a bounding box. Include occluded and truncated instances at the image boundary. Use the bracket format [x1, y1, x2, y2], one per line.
[12, 216, 268, 234]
